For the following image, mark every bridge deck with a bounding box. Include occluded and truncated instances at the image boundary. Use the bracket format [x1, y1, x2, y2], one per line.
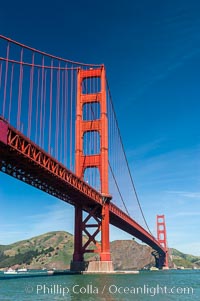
[0, 118, 165, 256]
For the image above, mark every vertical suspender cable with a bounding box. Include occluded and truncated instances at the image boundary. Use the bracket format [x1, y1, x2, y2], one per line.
[73, 67, 77, 171]
[64, 64, 68, 167]
[39, 56, 44, 146]
[35, 69, 40, 143]
[28, 53, 34, 138]
[3, 42, 10, 116]
[17, 48, 24, 130]
[0, 63, 2, 89]
[55, 63, 60, 159]
[48, 60, 53, 153]
[8, 64, 14, 122]
[70, 68, 73, 170]
[60, 71, 64, 162]
[58, 64, 61, 160]
[42, 70, 47, 148]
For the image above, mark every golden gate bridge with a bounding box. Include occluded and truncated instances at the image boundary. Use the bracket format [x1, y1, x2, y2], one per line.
[0, 35, 168, 272]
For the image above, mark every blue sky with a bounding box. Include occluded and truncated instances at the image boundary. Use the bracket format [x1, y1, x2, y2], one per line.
[0, 0, 200, 255]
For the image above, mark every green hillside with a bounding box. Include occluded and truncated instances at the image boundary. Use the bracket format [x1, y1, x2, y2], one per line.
[0, 231, 74, 269]
[0, 232, 199, 270]
[170, 248, 200, 269]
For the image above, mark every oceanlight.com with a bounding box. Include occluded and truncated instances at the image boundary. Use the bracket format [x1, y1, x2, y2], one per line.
[25, 283, 194, 297]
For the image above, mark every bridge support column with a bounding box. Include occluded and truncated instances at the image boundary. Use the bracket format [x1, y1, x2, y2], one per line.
[90, 201, 113, 273]
[152, 251, 168, 270]
[159, 254, 168, 269]
[72, 66, 113, 273]
[71, 202, 113, 273]
[100, 202, 111, 261]
[156, 215, 169, 269]
[73, 205, 83, 262]
[71, 206, 85, 272]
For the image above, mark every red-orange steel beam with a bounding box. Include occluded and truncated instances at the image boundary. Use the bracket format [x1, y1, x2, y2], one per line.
[0, 117, 103, 207]
[0, 117, 166, 260]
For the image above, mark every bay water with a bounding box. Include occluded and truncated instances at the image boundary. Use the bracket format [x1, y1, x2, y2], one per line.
[0, 270, 200, 301]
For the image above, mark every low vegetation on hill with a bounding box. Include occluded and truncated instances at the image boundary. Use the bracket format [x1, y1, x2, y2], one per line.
[170, 248, 200, 269]
[0, 231, 199, 270]
[0, 231, 74, 270]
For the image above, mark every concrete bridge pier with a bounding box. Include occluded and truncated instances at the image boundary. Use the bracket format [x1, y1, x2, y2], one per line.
[70, 260, 114, 273]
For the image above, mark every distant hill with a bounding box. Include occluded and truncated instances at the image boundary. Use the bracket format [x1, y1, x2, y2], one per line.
[0, 231, 74, 270]
[0, 231, 199, 270]
[110, 240, 154, 270]
[170, 248, 200, 269]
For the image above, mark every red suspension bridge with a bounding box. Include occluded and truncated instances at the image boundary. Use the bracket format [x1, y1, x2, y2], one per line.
[0, 35, 168, 271]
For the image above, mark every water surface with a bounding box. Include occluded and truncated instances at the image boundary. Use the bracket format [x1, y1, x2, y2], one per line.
[0, 270, 199, 300]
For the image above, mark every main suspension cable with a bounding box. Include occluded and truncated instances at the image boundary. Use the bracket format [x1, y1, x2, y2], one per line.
[106, 76, 153, 235]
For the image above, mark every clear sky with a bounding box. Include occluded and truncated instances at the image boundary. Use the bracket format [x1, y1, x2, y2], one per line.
[0, 0, 200, 255]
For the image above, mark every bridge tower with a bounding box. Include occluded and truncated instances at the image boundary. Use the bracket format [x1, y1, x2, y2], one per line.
[71, 66, 113, 272]
[156, 215, 169, 269]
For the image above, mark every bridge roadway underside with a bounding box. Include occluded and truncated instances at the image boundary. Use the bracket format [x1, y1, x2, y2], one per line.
[0, 141, 99, 210]
[0, 124, 165, 258]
